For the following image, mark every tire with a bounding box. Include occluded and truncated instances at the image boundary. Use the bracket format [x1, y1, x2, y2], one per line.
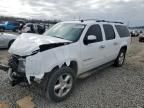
[43, 66, 76, 102]
[8, 40, 14, 48]
[114, 48, 126, 67]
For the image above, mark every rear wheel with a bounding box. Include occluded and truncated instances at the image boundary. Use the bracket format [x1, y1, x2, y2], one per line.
[114, 48, 126, 67]
[44, 66, 76, 102]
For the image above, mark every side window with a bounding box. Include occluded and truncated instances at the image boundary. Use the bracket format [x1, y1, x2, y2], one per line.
[103, 24, 115, 40]
[115, 25, 130, 37]
[85, 24, 103, 42]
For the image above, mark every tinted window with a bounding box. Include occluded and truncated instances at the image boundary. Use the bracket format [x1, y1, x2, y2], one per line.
[85, 24, 103, 42]
[103, 24, 115, 40]
[115, 25, 130, 37]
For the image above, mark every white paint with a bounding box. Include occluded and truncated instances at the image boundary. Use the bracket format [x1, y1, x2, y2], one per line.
[9, 33, 71, 56]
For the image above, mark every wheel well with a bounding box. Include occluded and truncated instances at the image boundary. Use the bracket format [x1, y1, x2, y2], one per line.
[8, 40, 15, 47]
[51, 61, 78, 75]
[121, 46, 127, 51]
[69, 61, 78, 75]
[44, 61, 78, 78]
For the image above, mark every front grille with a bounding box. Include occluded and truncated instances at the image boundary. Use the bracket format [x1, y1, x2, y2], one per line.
[8, 55, 20, 72]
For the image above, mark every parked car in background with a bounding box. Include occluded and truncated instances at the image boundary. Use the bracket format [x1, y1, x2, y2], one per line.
[130, 31, 136, 37]
[0, 33, 18, 48]
[21, 23, 45, 34]
[0, 21, 20, 32]
[139, 33, 144, 42]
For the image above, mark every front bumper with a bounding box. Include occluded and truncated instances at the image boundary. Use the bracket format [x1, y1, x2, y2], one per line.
[8, 55, 28, 86]
[8, 68, 28, 86]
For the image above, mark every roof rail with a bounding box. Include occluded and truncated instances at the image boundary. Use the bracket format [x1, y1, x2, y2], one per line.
[96, 20, 124, 24]
[80, 19, 124, 24]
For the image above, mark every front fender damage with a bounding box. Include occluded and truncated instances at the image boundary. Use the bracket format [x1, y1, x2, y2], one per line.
[25, 42, 72, 84]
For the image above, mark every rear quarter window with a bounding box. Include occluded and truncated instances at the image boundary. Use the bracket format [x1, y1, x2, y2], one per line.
[115, 25, 130, 37]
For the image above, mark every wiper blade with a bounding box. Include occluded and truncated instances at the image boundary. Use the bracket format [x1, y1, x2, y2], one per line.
[52, 35, 65, 40]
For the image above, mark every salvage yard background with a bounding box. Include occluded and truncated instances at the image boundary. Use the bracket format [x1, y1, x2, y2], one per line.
[0, 37, 144, 108]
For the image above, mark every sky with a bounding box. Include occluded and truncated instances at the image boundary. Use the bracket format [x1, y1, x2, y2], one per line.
[0, 0, 144, 26]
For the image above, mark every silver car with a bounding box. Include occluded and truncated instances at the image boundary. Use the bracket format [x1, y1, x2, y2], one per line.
[0, 33, 18, 48]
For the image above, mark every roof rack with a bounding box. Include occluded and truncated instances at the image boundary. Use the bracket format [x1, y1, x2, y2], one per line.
[96, 20, 124, 24]
[80, 19, 124, 24]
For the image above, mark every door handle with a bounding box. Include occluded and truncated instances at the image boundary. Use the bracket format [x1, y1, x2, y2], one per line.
[99, 45, 105, 49]
[114, 42, 118, 45]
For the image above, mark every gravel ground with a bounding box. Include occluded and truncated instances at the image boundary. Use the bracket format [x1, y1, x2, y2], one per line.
[0, 37, 144, 108]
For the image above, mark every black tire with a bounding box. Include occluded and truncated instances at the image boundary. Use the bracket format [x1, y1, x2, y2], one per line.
[43, 66, 76, 102]
[114, 48, 126, 67]
[8, 40, 14, 48]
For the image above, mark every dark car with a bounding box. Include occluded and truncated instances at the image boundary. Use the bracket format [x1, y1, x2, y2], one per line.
[139, 33, 144, 42]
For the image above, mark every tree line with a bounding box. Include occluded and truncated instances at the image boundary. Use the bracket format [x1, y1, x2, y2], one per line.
[0, 16, 60, 24]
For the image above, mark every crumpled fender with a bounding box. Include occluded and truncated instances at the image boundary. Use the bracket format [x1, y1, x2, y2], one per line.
[25, 44, 78, 83]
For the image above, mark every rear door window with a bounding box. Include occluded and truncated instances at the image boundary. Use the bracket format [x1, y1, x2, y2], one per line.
[115, 25, 130, 37]
[103, 24, 115, 40]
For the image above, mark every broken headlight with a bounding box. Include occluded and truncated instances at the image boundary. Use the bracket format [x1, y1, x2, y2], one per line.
[18, 58, 26, 73]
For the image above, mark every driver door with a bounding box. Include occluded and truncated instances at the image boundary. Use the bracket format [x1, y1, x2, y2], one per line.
[80, 24, 107, 72]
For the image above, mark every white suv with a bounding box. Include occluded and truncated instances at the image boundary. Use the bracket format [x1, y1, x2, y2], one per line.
[8, 20, 131, 102]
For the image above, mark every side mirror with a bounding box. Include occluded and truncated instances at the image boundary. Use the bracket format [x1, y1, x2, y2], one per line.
[84, 35, 97, 45]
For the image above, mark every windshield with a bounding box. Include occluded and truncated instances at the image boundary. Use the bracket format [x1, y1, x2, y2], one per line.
[44, 23, 86, 42]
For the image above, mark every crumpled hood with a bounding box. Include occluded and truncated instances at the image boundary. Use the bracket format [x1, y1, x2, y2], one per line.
[9, 33, 71, 56]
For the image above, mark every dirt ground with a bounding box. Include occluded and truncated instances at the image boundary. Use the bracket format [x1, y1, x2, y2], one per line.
[0, 37, 144, 108]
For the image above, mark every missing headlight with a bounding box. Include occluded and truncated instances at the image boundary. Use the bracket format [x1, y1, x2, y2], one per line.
[18, 58, 26, 73]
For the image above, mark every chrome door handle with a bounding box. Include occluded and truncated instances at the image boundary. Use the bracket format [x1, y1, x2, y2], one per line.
[100, 45, 105, 49]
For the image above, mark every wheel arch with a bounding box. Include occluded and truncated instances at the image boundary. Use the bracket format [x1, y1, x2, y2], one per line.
[120, 45, 127, 51]
[8, 39, 15, 48]
[41, 60, 78, 87]
[44, 60, 78, 77]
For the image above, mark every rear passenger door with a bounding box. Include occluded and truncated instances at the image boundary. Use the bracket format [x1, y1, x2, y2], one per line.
[103, 24, 120, 61]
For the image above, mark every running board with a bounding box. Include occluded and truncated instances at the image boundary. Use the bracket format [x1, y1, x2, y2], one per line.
[78, 61, 114, 79]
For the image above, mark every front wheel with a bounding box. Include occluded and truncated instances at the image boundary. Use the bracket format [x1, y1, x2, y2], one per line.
[44, 66, 76, 102]
[114, 49, 126, 67]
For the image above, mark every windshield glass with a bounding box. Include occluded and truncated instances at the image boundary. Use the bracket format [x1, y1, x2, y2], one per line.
[44, 23, 86, 42]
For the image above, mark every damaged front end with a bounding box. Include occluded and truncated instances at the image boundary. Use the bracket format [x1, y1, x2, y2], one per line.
[8, 55, 31, 86]
[7, 33, 72, 86]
